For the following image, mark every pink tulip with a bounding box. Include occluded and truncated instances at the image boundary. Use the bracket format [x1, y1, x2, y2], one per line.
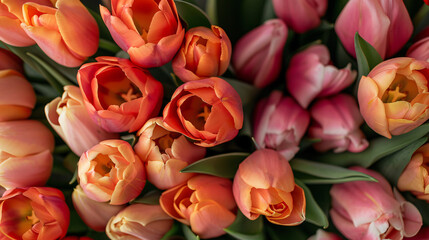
[308, 229, 342, 240]
[45, 85, 119, 156]
[286, 44, 356, 108]
[335, 0, 413, 59]
[309, 94, 369, 153]
[100, 0, 185, 68]
[0, 48, 23, 72]
[106, 204, 174, 240]
[358, 58, 429, 138]
[404, 227, 429, 240]
[232, 19, 287, 88]
[407, 36, 429, 61]
[253, 91, 309, 160]
[160, 175, 236, 238]
[78, 140, 146, 205]
[0, 120, 54, 189]
[134, 118, 206, 189]
[331, 167, 422, 240]
[233, 149, 306, 226]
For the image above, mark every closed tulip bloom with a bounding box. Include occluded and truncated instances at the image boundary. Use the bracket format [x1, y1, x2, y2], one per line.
[335, 0, 412, 59]
[0, 48, 23, 72]
[163, 77, 243, 147]
[233, 149, 306, 226]
[45, 85, 119, 156]
[309, 94, 369, 153]
[407, 37, 429, 61]
[78, 139, 146, 205]
[72, 186, 124, 232]
[106, 204, 174, 240]
[77, 57, 163, 133]
[272, 0, 327, 33]
[0, 187, 70, 240]
[232, 19, 287, 88]
[286, 44, 356, 108]
[134, 118, 206, 189]
[20, 0, 99, 67]
[253, 91, 309, 160]
[0, 120, 54, 189]
[100, 0, 185, 68]
[308, 229, 342, 240]
[358, 58, 429, 138]
[0, 70, 36, 122]
[330, 167, 422, 240]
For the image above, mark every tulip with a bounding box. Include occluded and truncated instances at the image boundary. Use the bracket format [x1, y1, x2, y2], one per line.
[272, 0, 327, 33]
[253, 91, 309, 160]
[0, 187, 70, 240]
[77, 56, 163, 133]
[397, 143, 429, 202]
[308, 229, 342, 240]
[134, 118, 206, 189]
[335, 0, 413, 59]
[163, 77, 243, 147]
[0, 48, 23, 72]
[160, 175, 236, 238]
[286, 44, 356, 108]
[72, 185, 124, 231]
[233, 149, 306, 226]
[45, 85, 119, 156]
[106, 204, 174, 240]
[309, 94, 369, 153]
[78, 139, 146, 205]
[232, 19, 287, 88]
[330, 167, 422, 240]
[0, 120, 54, 189]
[404, 227, 429, 240]
[407, 36, 429, 62]
[0, 70, 36, 122]
[20, 0, 99, 67]
[100, 0, 185, 68]
[358, 58, 429, 138]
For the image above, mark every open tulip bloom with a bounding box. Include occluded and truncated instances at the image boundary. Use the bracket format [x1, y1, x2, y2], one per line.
[2, 0, 429, 239]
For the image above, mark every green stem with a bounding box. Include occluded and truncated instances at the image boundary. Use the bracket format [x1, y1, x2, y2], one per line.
[98, 38, 121, 53]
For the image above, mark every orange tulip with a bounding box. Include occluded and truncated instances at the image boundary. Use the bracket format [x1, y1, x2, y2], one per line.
[0, 187, 70, 240]
[160, 175, 236, 239]
[172, 25, 232, 82]
[0, 48, 23, 72]
[0, 70, 36, 122]
[233, 149, 306, 225]
[100, 0, 185, 68]
[163, 77, 243, 147]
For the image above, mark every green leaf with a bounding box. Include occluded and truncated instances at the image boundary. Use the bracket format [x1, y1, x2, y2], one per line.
[67, 210, 88, 234]
[131, 190, 162, 205]
[239, 0, 266, 34]
[295, 180, 329, 228]
[224, 210, 264, 240]
[291, 159, 377, 184]
[175, 0, 212, 29]
[161, 221, 181, 240]
[182, 224, 200, 240]
[181, 152, 249, 178]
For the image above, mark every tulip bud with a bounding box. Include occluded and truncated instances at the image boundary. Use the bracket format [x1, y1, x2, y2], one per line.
[286, 44, 356, 108]
[253, 91, 309, 160]
[172, 25, 232, 82]
[106, 204, 174, 240]
[407, 36, 429, 62]
[308, 230, 342, 240]
[232, 19, 287, 88]
[0, 48, 23, 72]
[309, 94, 369, 153]
[78, 140, 146, 205]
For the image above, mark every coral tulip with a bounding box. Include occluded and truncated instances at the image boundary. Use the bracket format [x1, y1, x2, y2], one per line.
[0, 48, 23, 72]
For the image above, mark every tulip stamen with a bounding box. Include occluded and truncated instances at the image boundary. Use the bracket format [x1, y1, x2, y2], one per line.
[197, 105, 211, 122]
[383, 86, 407, 103]
[26, 210, 40, 225]
[121, 88, 140, 102]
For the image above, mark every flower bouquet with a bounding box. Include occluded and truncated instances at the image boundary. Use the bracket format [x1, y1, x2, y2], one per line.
[1, 0, 429, 239]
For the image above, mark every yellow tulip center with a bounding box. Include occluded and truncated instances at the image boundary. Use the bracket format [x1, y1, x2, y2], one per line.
[94, 154, 115, 176]
[26, 210, 39, 225]
[153, 126, 181, 154]
[120, 88, 140, 102]
[381, 74, 418, 103]
[180, 96, 212, 130]
[197, 105, 211, 122]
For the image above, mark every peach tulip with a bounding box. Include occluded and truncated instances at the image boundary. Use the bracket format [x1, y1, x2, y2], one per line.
[0, 48, 23, 72]
[160, 175, 236, 239]
[172, 25, 232, 82]
[253, 91, 309, 160]
[0, 70, 36, 122]
[309, 94, 369, 153]
[286, 44, 356, 108]
[72, 185, 124, 232]
[163, 77, 243, 147]
[45, 85, 119, 156]
[78, 139, 146, 205]
[358, 57, 429, 138]
[335, 0, 413, 59]
[232, 19, 287, 88]
[77, 56, 163, 133]
[407, 36, 429, 62]
[20, 0, 99, 67]
[106, 204, 173, 240]
[100, 0, 185, 68]
[134, 118, 206, 189]
[0, 187, 70, 240]
[233, 149, 306, 226]
[308, 229, 342, 240]
[331, 167, 422, 240]
[0, 120, 54, 189]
